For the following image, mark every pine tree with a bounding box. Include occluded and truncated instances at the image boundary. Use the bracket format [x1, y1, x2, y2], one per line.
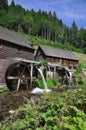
[0, 0, 8, 11]
[70, 21, 78, 47]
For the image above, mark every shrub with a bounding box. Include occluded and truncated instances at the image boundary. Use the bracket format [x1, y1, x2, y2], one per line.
[78, 77, 84, 85]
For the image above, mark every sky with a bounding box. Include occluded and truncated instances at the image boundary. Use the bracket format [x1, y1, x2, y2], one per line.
[8, 0, 86, 29]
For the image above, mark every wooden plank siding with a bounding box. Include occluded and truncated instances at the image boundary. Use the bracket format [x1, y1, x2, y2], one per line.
[0, 41, 34, 60]
[0, 59, 11, 84]
[46, 57, 78, 66]
[0, 41, 34, 87]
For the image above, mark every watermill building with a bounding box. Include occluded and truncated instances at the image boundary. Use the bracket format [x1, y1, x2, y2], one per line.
[35, 45, 79, 67]
[0, 26, 34, 89]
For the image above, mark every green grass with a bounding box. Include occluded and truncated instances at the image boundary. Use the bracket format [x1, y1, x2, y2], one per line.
[73, 52, 86, 64]
[25, 34, 81, 52]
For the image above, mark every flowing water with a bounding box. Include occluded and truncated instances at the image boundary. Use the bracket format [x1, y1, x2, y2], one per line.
[38, 68, 48, 90]
[65, 67, 74, 87]
[31, 68, 52, 94]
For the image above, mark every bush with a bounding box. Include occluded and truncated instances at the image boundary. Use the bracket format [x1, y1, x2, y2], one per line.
[78, 77, 84, 85]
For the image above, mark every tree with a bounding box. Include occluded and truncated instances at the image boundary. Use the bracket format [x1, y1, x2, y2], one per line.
[78, 28, 86, 48]
[53, 11, 57, 21]
[48, 11, 52, 20]
[70, 21, 78, 47]
[0, 0, 8, 26]
[10, 0, 15, 7]
[0, 0, 8, 11]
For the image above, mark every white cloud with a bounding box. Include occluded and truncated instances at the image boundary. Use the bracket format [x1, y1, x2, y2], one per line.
[63, 10, 86, 20]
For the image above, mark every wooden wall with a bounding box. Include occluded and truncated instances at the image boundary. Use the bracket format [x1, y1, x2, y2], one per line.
[35, 48, 78, 66]
[35, 48, 45, 61]
[0, 59, 11, 85]
[0, 41, 34, 87]
[0, 41, 34, 60]
[46, 56, 78, 66]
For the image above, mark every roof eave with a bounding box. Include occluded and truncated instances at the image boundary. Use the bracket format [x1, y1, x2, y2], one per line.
[0, 39, 34, 50]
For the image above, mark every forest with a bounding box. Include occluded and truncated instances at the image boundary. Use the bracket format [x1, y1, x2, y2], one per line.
[0, 0, 86, 53]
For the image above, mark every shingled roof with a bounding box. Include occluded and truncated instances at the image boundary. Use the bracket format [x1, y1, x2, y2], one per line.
[0, 26, 34, 49]
[39, 45, 79, 61]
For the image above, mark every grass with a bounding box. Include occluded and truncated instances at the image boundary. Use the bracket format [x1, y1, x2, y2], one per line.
[73, 52, 86, 64]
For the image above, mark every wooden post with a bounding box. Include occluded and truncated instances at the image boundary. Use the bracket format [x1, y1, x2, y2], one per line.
[25, 79, 28, 90]
[16, 78, 21, 92]
[54, 66, 56, 78]
[30, 63, 33, 89]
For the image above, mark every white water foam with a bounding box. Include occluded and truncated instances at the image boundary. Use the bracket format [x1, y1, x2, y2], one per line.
[31, 87, 52, 94]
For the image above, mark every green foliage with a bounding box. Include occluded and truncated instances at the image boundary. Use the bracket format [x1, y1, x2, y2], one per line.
[0, 87, 9, 93]
[40, 60, 48, 67]
[78, 77, 84, 85]
[80, 64, 86, 69]
[74, 64, 83, 74]
[26, 34, 83, 53]
[35, 78, 44, 88]
[0, 0, 8, 11]
[1, 81, 86, 130]
[83, 47, 86, 54]
[35, 76, 58, 89]
[46, 78, 57, 88]
[46, 78, 54, 87]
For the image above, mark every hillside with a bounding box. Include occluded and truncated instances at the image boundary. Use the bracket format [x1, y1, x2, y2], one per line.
[25, 34, 86, 64]
[74, 52, 86, 64]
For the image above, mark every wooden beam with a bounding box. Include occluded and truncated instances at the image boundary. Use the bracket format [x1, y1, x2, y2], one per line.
[30, 63, 33, 89]
[54, 66, 56, 78]
[16, 78, 21, 92]
[7, 76, 36, 80]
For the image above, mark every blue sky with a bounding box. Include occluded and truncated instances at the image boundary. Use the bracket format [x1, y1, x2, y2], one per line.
[8, 0, 86, 28]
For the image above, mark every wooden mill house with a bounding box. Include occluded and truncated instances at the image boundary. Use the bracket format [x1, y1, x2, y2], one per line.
[35, 45, 79, 78]
[0, 26, 35, 91]
[35, 45, 79, 67]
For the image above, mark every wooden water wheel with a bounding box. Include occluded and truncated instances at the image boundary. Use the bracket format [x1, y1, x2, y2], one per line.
[5, 63, 31, 91]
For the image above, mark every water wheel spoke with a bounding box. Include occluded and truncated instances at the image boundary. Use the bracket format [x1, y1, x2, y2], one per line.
[7, 76, 19, 79]
[16, 78, 21, 92]
[6, 63, 31, 91]
[7, 76, 36, 80]
[20, 66, 26, 76]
